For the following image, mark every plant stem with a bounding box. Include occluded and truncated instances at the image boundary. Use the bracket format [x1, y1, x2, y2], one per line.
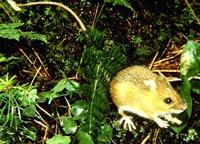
[8, 0, 86, 31]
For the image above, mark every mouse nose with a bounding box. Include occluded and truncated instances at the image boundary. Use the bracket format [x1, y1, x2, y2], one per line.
[171, 100, 187, 114]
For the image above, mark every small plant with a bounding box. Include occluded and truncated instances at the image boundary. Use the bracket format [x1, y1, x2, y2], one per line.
[0, 23, 47, 43]
[0, 74, 38, 143]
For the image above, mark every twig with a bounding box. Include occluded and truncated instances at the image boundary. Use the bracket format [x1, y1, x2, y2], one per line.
[64, 97, 71, 116]
[152, 128, 160, 144]
[153, 69, 180, 73]
[31, 48, 51, 79]
[159, 40, 171, 58]
[96, 3, 105, 21]
[36, 103, 53, 118]
[154, 49, 182, 65]
[185, 0, 200, 25]
[92, 2, 99, 27]
[34, 119, 49, 142]
[19, 48, 44, 77]
[149, 51, 159, 69]
[30, 66, 42, 86]
[141, 132, 151, 144]
[19, 48, 34, 66]
[0, 3, 13, 21]
[7, 0, 86, 31]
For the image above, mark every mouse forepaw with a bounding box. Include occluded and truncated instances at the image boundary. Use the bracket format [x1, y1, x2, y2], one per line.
[164, 114, 182, 125]
[119, 115, 136, 131]
[154, 117, 169, 128]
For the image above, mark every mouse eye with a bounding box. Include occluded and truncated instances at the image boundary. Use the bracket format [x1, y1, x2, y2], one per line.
[164, 98, 172, 104]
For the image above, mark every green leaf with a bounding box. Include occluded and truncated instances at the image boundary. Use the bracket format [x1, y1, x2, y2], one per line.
[0, 23, 23, 41]
[52, 79, 80, 93]
[52, 79, 68, 93]
[0, 23, 48, 43]
[19, 88, 38, 107]
[71, 100, 89, 121]
[60, 117, 77, 134]
[0, 54, 19, 63]
[28, 89, 38, 103]
[65, 81, 80, 92]
[20, 127, 37, 141]
[180, 40, 200, 77]
[21, 32, 48, 43]
[171, 76, 192, 133]
[46, 134, 71, 144]
[38, 91, 52, 102]
[97, 124, 113, 143]
[0, 23, 24, 29]
[74, 131, 94, 144]
[23, 105, 36, 117]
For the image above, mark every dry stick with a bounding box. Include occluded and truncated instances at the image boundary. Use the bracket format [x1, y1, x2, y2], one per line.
[19, 48, 44, 77]
[64, 97, 71, 116]
[30, 66, 42, 86]
[110, 139, 117, 144]
[19, 48, 35, 67]
[178, 32, 188, 41]
[36, 103, 53, 118]
[8, 0, 86, 31]
[152, 128, 160, 144]
[149, 51, 159, 69]
[96, 3, 105, 22]
[92, 2, 99, 27]
[153, 69, 180, 73]
[0, 3, 13, 20]
[185, 0, 200, 25]
[141, 133, 151, 144]
[34, 119, 49, 142]
[159, 39, 172, 58]
[35, 107, 51, 142]
[154, 49, 182, 65]
[31, 48, 51, 79]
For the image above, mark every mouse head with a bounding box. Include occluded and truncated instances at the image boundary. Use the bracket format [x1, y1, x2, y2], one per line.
[144, 72, 187, 115]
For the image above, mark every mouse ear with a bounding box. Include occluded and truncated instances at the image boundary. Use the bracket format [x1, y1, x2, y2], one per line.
[157, 71, 171, 84]
[143, 79, 157, 90]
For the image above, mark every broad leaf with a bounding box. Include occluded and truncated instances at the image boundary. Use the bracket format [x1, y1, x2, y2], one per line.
[60, 117, 77, 134]
[74, 131, 94, 144]
[180, 40, 200, 77]
[46, 134, 71, 144]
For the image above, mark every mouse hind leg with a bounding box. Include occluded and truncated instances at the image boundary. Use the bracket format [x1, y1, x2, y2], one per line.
[118, 108, 136, 131]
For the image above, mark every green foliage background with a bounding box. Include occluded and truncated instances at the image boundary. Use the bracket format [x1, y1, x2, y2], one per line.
[0, 0, 199, 143]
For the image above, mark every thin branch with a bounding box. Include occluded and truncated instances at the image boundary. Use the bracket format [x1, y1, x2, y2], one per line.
[7, 0, 86, 31]
[31, 48, 51, 79]
[92, 2, 99, 27]
[185, 0, 200, 25]
[30, 66, 42, 86]
[149, 51, 159, 69]
[154, 50, 182, 65]
[34, 119, 49, 142]
[36, 103, 53, 118]
[141, 132, 151, 144]
[153, 69, 180, 73]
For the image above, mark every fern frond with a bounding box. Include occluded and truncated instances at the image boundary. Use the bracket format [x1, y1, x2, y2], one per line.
[76, 27, 127, 142]
[21, 32, 48, 43]
[0, 23, 47, 43]
[0, 23, 23, 41]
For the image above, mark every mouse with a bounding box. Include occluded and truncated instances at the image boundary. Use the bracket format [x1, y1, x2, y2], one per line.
[110, 66, 187, 131]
